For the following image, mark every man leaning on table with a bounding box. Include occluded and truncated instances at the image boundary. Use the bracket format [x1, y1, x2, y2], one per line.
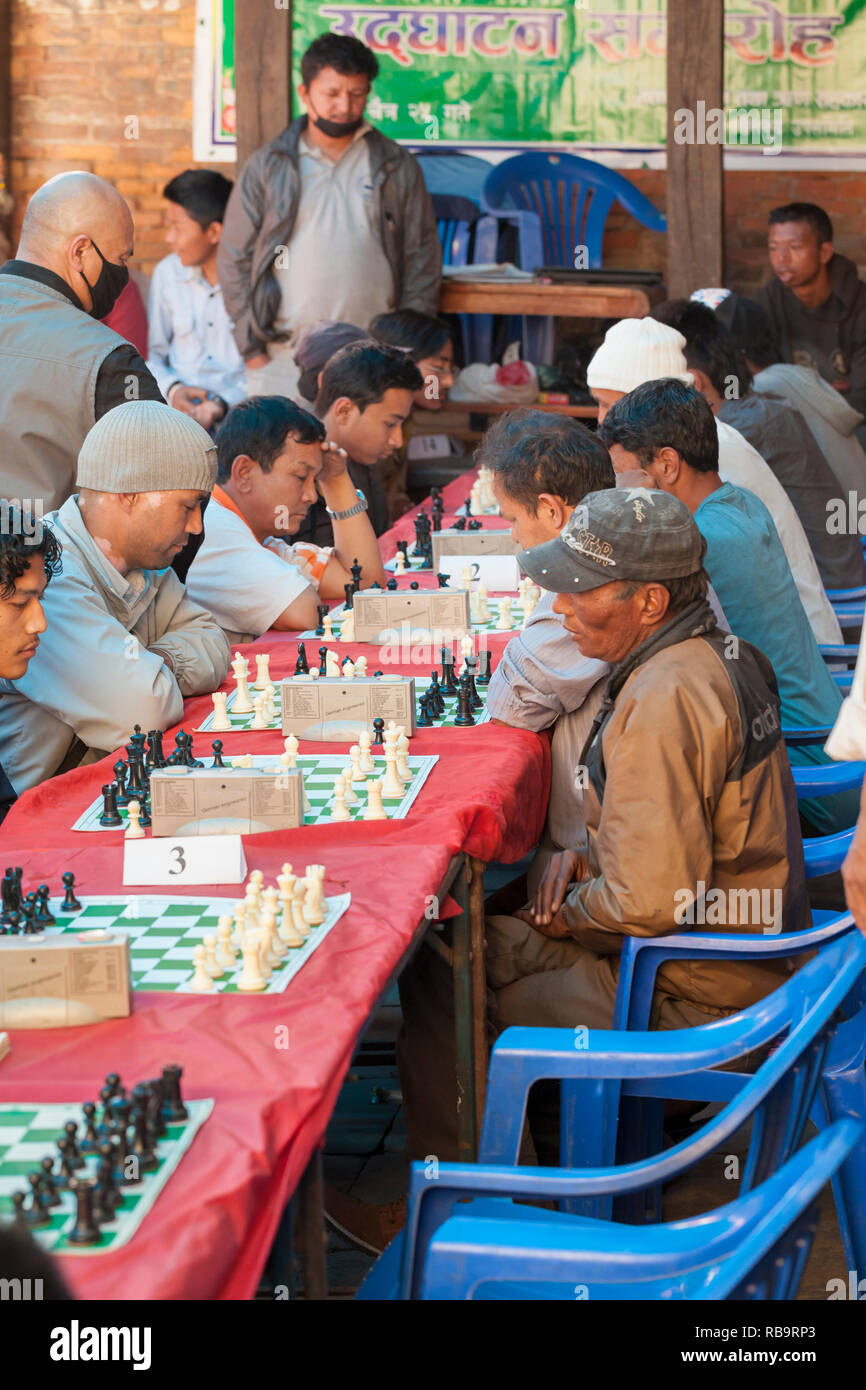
[0, 401, 230, 796]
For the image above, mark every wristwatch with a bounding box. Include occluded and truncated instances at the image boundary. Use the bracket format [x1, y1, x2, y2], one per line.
[325, 488, 368, 521]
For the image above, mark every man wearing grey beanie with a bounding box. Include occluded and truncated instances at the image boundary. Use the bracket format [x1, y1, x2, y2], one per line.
[0, 401, 231, 795]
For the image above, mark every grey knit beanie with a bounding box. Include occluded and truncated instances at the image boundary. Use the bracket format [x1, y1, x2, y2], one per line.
[76, 400, 218, 494]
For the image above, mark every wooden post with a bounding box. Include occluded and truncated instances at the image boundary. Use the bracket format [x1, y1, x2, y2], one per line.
[666, 0, 725, 296]
[234, 0, 293, 172]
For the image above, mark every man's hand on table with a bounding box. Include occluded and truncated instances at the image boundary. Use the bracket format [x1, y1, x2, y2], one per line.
[513, 848, 588, 939]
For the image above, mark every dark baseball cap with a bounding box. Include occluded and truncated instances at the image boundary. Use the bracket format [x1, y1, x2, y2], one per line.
[518, 487, 704, 593]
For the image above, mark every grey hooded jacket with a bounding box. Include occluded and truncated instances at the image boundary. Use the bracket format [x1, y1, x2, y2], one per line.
[218, 118, 442, 360]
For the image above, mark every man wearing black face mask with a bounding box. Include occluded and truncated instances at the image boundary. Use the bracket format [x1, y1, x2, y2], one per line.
[219, 34, 441, 401]
[0, 171, 164, 517]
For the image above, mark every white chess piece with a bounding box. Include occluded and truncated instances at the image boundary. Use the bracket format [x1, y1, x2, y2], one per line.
[188, 943, 216, 993]
[302, 874, 325, 926]
[363, 779, 388, 820]
[325, 649, 341, 678]
[279, 899, 305, 947]
[261, 910, 285, 962]
[396, 732, 412, 783]
[331, 776, 351, 821]
[251, 925, 273, 980]
[211, 691, 232, 732]
[395, 550, 407, 574]
[252, 653, 271, 690]
[349, 745, 366, 782]
[358, 731, 375, 773]
[232, 652, 254, 714]
[382, 745, 404, 798]
[231, 901, 246, 948]
[477, 582, 491, 622]
[282, 734, 298, 769]
[202, 933, 224, 978]
[125, 800, 145, 838]
[496, 597, 514, 632]
[462, 565, 473, 591]
[291, 880, 311, 938]
[237, 936, 267, 991]
[354, 655, 367, 677]
[263, 684, 276, 720]
[252, 695, 268, 729]
[244, 886, 260, 931]
[305, 864, 328, 919]
[461, 635, 474, 659]
[323, 613, 334, 639]
[216, 917, 237, 970]
[342, 657, 355, 679]
[341, 767, 359, 805]
[339, 608, 355, 642]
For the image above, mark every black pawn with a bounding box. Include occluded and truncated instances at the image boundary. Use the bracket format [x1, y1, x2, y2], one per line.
[318, 646, 329, 678]
[416, 695, 433, 728]
[432, 501, 444, 532]
[80, 1102, 100, 1153]
[104, 1073, 123, 1101]
[63, 1119, 85, 1170]
[39, 1156, 63, 1207]
[26, 1173, 51, 1226]
[35, 885, 55, 927]
[211, 739, 226, 769]
[468, 518, 483, 531]
[182, 732, 202, 768]
[315, 604, 328, 637]
[386, 578, 398, 591]
[476, 650, 492, 686]
[465, 658, 483, 711]
[11, 1192, 28, 1230]
[463, 496, 473, 517]
[67, 1177, 101, 1246]
[56, 1137, 77, 1186]
[113, 759, 130, 806]
[130, 1101, 158, 1172]
[371, 717, 385, 748]
[437, 572, 450, 589]
[295, 641, 309, 675]
[350, 558, 363, 593]
[161, 1063, 189, 1122]
[136, 794, 152, 829]
[429, 672, 445, 715]
[22, 893, 39, 935]
[453, 515, 467, 532]
[99, 782, 123, 828]
[455, 683, 475, 726]
[344, 582, 355, 610]
[410, 581, 420, 591]
[61, 872, 82, 911]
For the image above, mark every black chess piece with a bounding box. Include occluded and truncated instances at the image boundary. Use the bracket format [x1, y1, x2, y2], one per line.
[97, 1085, 115, 1133]
[295, 641, 310, 675]
[344, 582, 355, 610]
[350, 557, 363, 593]
[315, 603, 328, 637]
[371, 717, 385, 747]
[10, 1191, 29, 1230]
[467, 518, 483, 531]
[396, 539, 409, 560]
[429, 671, 445, 715]
[147, 1077, 167, 1139]
[465, 663, 483, 711]
[63, 1119, 85, 1170]
[136, 793, 152, 828]
[211, 739, 226, 769]
[56, 1136, 77, 1187]
[463, 496, 473, 517]
[21, 893, 39, 935]
[104, 1073, 123, 1101]
[39, 1156, 63, 1207]
[130, 1091, 158, 1172]
[80, 1102, 100, 1153]
[61, 872, 82, 911]
[454, 682, 476, 726]
[183, 731, 203, 768]
[161, 1063, 189, 1122]
[35, 885, 55, 927]
[436, 572, 450, 589]
[5, 910, 20, 935]
[146, 729, 166, 769]
[476, 650, 492, 686]
[96, 1141, 124, 1212]
[67, 1176, 101, 1246]
[416, 694, 433, 728]
[318, 646, 329, 677]
[94, 1169, 120, 1225]
[453, 516, 467, 531]
[126, 746, 147, 794]
[441, 651, 458, 696]
[99, 782, 123, 828]
[386, 578, 398, 590]
[432, 501, 444, 532]
[0, 870, 14, 925]
[108, 1096, 132, 1147]
[410, 581, 420, 591]
[113, 759, 130, 807]
[25, 1172, 51, 1226]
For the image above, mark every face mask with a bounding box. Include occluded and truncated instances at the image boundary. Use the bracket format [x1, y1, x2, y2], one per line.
[308, 99, 364, 140]
[79, 239, 129, 319]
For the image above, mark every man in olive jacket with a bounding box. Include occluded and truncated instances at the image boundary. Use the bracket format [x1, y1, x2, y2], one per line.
[397, 488, 810, 1162]
[218, 33, 441, 401]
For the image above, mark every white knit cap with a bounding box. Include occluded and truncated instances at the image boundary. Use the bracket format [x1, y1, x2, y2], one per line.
[76, 400, 218, 494]
[586, 318, 694, 394]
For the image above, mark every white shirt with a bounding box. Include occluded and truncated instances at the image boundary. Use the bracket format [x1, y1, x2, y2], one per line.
[146, 253, 247, 404]
[185, 491, 331, 644]
[273, 123, 395, 341]
[715, 418, 842, 644]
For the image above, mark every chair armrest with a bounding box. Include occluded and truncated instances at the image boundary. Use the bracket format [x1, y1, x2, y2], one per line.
[791, 762, 866, 794]
[804, 828, 856, 877]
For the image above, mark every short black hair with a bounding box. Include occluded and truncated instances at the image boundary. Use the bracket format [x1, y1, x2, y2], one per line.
[598, 379, 720, 475]
[162, 170, 234, 229]
[476, 408, 615, 512]
[315, 341, 423, 417]
[0, 509, 62, 599]
[768, 202, 833, 245]
[715, 293, 780, 371]
[215, 396, 325, 483]
[300, 33, 379, 87]
[652, 299, 752, 400]
[370, 310, 452, 362]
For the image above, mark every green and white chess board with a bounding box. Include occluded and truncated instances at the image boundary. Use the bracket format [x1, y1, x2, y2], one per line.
[195, 681, 489, 733]
[0, 1097, 213, 1254]
[384, 545, 430, 573]
[298, 597, 530, 642]
[72, 753, 439, 831]
[46, 892, 351, 994]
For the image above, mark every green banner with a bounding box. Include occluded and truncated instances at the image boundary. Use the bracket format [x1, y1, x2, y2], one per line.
[289, 0, 866, 152]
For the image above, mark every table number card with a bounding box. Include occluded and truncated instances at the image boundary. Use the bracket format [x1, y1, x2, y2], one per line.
[123, 834, 248, 886]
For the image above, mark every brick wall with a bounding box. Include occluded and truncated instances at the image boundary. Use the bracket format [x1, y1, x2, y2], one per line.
[6, 2, 866, 295]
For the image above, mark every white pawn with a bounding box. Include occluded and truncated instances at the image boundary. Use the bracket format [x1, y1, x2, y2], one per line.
[263, 683, 276, 720]
[252, 695, 268, 729]
[363, 778, 388, 820]
[396, 732, 412, 783]
[237, 936, 267, 992]
[341, 767, 359, 806]
[253, 653, 271, 690]
[216, 917, 237, 969]
[260, 911, 284, 964]
[211, 691, 232, 732]
[125, 800, 145, 838]
[340, 608, 355, 642]
[291, 880, 311, 938]
[188, 943, 216, 993]
[395, 550, 407, 574]
[203, 933, 224, 978]
[477, 582, 491, 622]
[358, 730, 375, 773]
[281, 733, 299, 769]
[461, 635, 474, 660]
[496, 597, 514, 632]
[349, 744, 366, 782]
[323, 612, 334, 639]
[331, 776, 351, 821]
[354, 655, 367, 677]
[244, 886, 261, 931]
[231, 901, 246, 948]
[325, 649, 341, 678]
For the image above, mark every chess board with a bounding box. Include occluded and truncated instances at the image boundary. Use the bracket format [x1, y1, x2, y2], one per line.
[195, 681, 489, 733]
[0, 1098, 213, 1255]
[384, 546, 430, 573]
[72, 753, 438, 831]
[298, 598, 529, 642]
[45, 893, 351, 994]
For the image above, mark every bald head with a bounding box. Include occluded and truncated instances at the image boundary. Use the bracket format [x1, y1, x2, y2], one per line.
[18, 172, 134, 312]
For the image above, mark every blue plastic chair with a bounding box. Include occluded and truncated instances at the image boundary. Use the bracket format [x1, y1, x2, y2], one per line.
[357, 935, 866, 1299]
[412, 1122, 859, 1300]
[791, 761, 866, 796]
[783, 723, 834, 746]
[826, 587, 866, 604]
[432, 192, 500, 365]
